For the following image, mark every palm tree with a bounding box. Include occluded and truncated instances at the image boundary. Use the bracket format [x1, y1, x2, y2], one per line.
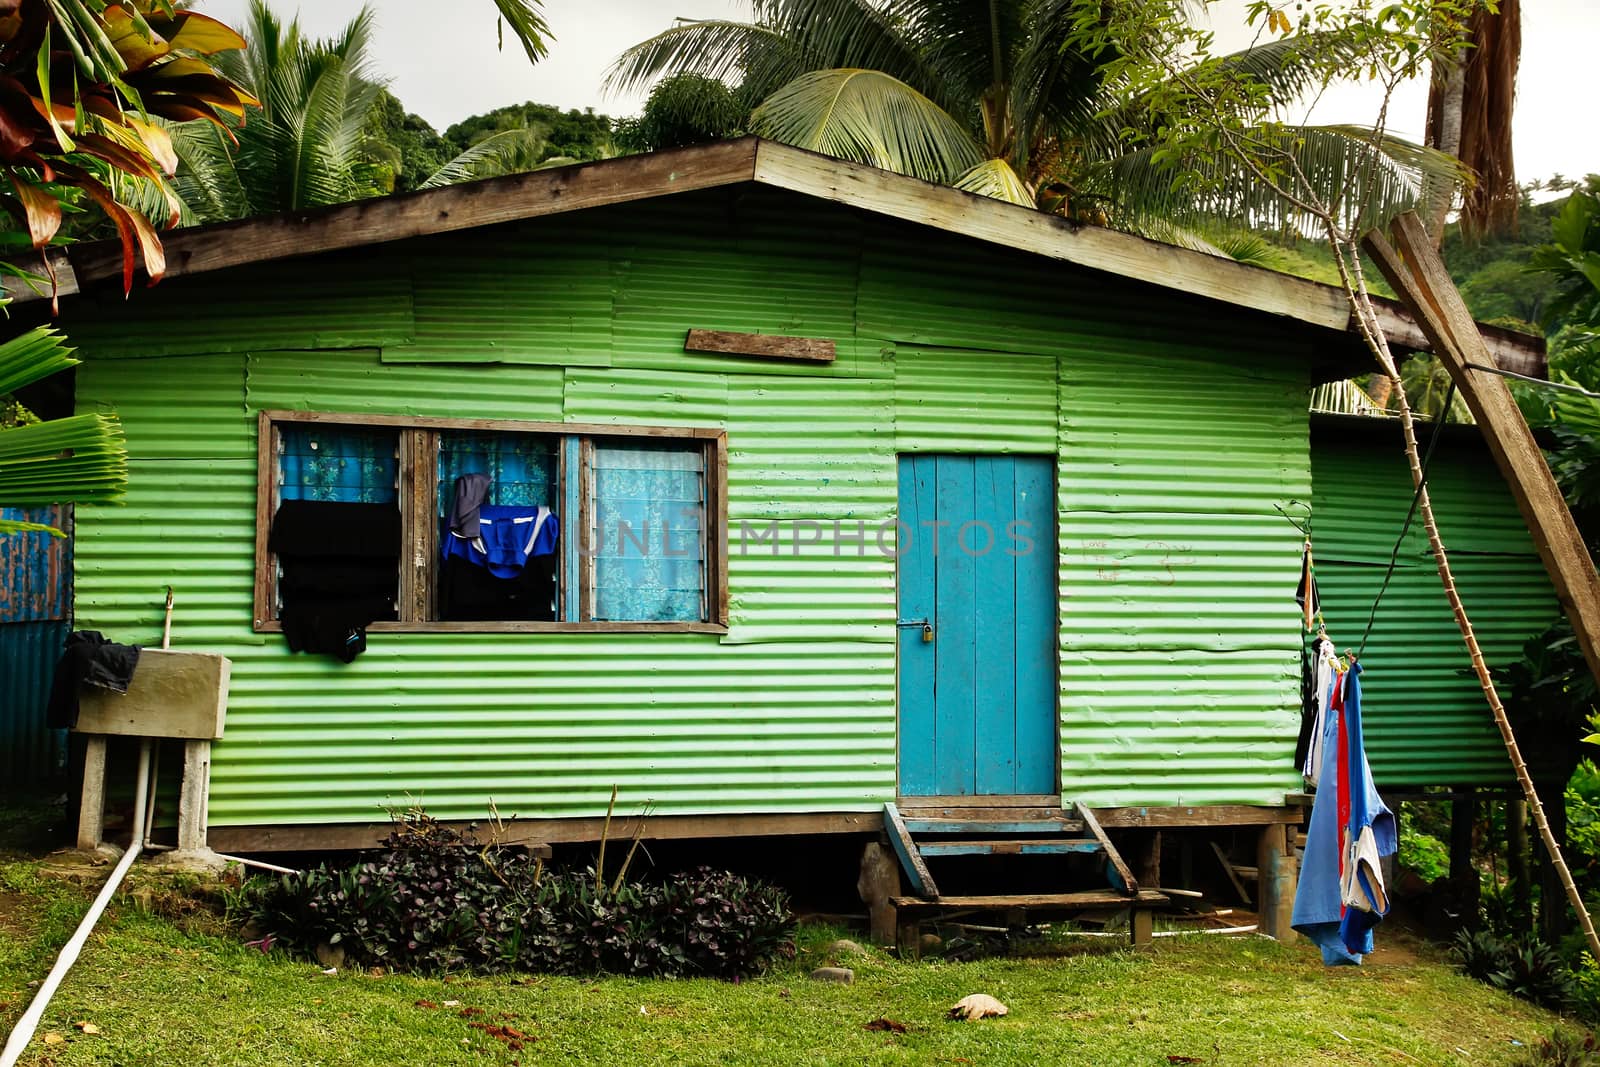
[168, 2, 385, 221]
[169, 0, 561, 223]
[609, 1, 1461, 238]
[1424, 0, 1520, 241]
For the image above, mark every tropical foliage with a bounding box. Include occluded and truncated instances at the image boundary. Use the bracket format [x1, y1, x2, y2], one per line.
[0, 327, 126, 535]
[608, 0, 1465, 242]
[167, 0, 584, 220]
[613, 73, 746, 153]
[0, 0, 254, 293]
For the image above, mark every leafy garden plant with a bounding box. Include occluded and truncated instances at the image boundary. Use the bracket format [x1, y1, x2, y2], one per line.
[245, 811, 796, 980]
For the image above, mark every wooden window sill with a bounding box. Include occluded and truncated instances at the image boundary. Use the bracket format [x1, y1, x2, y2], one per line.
[253, 620, 728, 635]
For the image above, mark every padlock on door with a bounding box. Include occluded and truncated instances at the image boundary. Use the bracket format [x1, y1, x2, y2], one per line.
[922, 623, 934, 643]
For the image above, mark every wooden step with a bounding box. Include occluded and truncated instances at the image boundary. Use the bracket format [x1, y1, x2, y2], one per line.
[891, 889, 1169, 911]
[918, 838, 1105, 857]
[903, 818, 1084, 835]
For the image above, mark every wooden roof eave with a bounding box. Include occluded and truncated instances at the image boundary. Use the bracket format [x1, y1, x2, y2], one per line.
[6, 136, 1544, 378]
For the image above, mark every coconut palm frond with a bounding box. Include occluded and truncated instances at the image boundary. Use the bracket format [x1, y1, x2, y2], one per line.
[420, 129, 548, 188]
[1094, 122, 1469, 235]
[169, 119, 251, 224]
[1010, 0, 1112, 155]
[0, 517, 63, 537]
[886, 0, 1026, 104]
[0, 413, 127, 506]
[952, 156, 1034, 206]
[490, 0, 551, 66]
[764, 0, 949, 107]
[605, 20, 804, 98]
[0, 327, 77, 397]
[751, 68, 983, 182]
[1204, 229, 1307, 272]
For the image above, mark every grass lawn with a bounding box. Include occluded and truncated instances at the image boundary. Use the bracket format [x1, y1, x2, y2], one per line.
[0, 858, 1577, 1066]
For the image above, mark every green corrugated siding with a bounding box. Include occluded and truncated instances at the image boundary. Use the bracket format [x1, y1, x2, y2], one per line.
[68, 185, 1328, 826]
[1310, 423, 1560, 786]
[1058, 351, 1311, 806]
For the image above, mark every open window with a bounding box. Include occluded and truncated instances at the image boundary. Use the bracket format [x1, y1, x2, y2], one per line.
[254, 412, 727, 637]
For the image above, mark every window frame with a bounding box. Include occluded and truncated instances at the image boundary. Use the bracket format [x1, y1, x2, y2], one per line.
[253, 409, 729, 635]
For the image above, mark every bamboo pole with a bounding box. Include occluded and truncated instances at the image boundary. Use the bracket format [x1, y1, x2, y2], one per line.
[1360, 217, 1600, 961]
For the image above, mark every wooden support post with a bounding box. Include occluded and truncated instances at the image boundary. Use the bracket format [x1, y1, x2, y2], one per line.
[1136, 831, 1162, 890]
[1255, 823, 1297, 942]
[176, 740, 211, 852]
[858, 840, 903, 948]
[76, 735, 108, 851]
[897, 914, 923, 960]
[1365, 216, 1600, 687]
[1130, 907, 1154, 949]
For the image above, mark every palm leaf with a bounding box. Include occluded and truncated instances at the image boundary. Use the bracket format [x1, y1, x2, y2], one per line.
[0, 413, 128, 506]
[0, 327, 77, 397]
[751, 68, 983, 182]
[952, 156, 1033, 206]
[606, 19, 803, 99]
[490, 0, 551, 66]
[756, 0, 952, 108]
[0, 517, 64, 537]
[420, 128, 548, 188]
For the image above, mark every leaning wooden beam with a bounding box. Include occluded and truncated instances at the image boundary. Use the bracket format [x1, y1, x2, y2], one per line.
[684, 328, 836, 362]
[1363, 210, 1600, 962]
[1363, 216, 1600, 685]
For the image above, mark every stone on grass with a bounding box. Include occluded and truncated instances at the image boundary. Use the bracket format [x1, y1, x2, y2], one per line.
[919, 933, 943, 952]
[947, 994, 1008, 1021]
[826, 939, 865, 956]
[314, 941, 346, 969]
[809, 966, 855, 985]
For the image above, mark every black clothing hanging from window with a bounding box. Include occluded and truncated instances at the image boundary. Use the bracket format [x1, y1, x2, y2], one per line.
[269, 500, 401, 661]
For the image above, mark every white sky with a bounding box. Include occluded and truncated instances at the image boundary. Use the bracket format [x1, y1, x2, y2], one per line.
[195, 0, 1599, 183]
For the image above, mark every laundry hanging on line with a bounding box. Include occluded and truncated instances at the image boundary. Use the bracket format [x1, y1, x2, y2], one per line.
[439, 475, 560, 622]
[269, 499, 401, 662]
[1292, 660, 1396, 965]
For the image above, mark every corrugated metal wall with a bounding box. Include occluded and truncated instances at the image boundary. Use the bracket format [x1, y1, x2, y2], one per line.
[66, 186, 1324, 826]
[1311, 418, 1559, 786]
[1, 505, 71, 786]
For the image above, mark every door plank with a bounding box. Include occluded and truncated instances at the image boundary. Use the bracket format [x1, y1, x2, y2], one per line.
[934, 455, 979, 795]
[975, 456, 1019, 794]
[897, 457, 938, 796]
[1014, 457, 1058, 794]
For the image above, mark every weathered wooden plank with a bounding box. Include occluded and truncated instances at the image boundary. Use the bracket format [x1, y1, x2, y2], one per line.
[891, 889, 1168, 910]
[1210, 840, 1253, 906]
[1256, 823, 1297, 942]
[61, 140, 760, 296]
[1365, 215, 1600, 686]
[918, 839, 1104, 856]
[904, 818, 1080, 834]
[1092, 805, 1304, 828]
[883, 802, 940, 899]
[209, 810, 881, 853]
[683, 328, 836, 362]
[1077, 801, 1138, 894]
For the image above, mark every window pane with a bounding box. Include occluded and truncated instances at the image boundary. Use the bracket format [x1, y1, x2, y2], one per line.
[437, 431, 556, 512]
[279, 425, 398, 504]
[438, 430, 560, 622]
[592, 442, 706, 623]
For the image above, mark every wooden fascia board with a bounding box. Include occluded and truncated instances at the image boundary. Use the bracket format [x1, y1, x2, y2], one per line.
[749, 139, 1545, 378]
[16, 138, 760, 303]
[751, 140, 1352, 331]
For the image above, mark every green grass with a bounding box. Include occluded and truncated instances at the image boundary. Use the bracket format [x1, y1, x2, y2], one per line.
[0, 861, 1574, 1066]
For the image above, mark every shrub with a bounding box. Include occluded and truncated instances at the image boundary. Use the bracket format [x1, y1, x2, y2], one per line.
[1454, 928, 1577, 1011]
[1507, 1028, 1600, 1067]
[247, 813, 795, 980]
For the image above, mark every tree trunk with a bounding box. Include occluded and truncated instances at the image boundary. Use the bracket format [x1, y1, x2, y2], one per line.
[1536, 779, 1570, 944]
[1423, 61, 1465, 246]
[1508, 797, 1530, 919]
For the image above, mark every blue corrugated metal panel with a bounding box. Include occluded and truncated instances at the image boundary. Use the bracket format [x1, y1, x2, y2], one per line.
[0, 620, 68, 787]
[0, 504, 70, 622]
[59, 257, 414, 360]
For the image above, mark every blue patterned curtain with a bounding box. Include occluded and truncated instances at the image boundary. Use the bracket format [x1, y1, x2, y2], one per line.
[592, 443, 706, 622]
[438, 431, 556, 513]
[279, 426, 398, 503]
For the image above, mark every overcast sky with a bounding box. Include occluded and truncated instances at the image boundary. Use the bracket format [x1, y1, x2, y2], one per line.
[196, 0, 1599, 184]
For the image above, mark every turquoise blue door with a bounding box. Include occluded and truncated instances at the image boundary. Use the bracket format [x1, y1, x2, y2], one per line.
[897, 454, 1057, 797]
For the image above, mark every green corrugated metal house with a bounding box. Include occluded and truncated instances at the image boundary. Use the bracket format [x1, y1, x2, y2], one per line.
[27, 138, 1554, 857]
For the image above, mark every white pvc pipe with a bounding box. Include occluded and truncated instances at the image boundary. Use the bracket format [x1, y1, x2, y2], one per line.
[0, 740, 151, 1067]
[214, 853, 300, 876]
